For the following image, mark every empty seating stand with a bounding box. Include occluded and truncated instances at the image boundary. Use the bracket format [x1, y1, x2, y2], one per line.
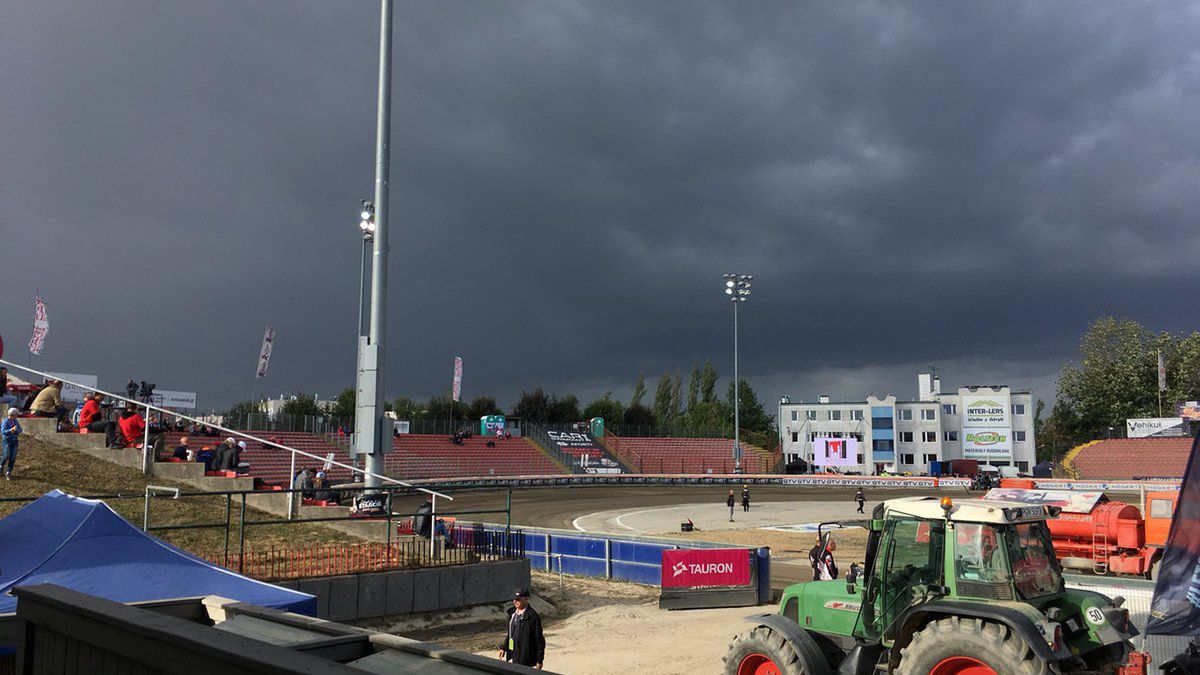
[607, 437, 770, 474]
[1070, 437, 1191, 479]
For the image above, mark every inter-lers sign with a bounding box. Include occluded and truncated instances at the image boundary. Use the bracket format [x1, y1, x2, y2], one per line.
[661, 549, 751, 588]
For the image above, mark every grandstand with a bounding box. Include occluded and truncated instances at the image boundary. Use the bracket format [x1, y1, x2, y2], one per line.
[1067, 437, 1191, 479]
[599, 434, 774, 474]
[163, 431, 566, 483]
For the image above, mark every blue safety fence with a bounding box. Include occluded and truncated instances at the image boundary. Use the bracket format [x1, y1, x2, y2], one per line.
[472, 524, 765, 590]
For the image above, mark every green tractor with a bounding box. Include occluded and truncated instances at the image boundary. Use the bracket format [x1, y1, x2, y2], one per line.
[725, 496, 1151, 675]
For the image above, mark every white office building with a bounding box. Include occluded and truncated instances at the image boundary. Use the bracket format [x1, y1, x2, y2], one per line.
[777, 374, 1036, 475]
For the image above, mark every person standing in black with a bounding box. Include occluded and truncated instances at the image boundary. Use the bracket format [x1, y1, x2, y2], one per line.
[855, 488, 866, 514]
[498, 587, 545, 670]
[726, 490, 736, 522]
[741, 485, 751, 512]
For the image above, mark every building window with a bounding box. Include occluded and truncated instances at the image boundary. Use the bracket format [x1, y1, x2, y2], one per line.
[850, 410, 864, 421]
[1014, 431, 1027, 441]
[921, 409, 936, 421]
[791, 432, 798, 443]
[790, 411, 797, 422]
[898, 431, 914, 443]
[828, 410, 842, 421]
[1012, 404, 1026, 415]
[806, 410, 817, 421]
[943, 431, 958, 442]
[923, 453, 938, 464]
[856, 454, 864, 464]
[942, 404, 957, 415]
[1150, 499, 1174, 519]
[922, 431, 937, 443]
[901, 454, 915, 465]
[898, 409, 913, 421]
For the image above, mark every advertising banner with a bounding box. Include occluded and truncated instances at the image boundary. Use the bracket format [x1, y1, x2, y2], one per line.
[547, 430, 623, 474]
[1148, 433, 1200, 635]
[152, 390, 197, 410]
[782, 476, 941, 488]
[962, 429, 1012, 460]
[480, 415, 506, 436]
[393, 420, 410, 435]
[46, 373, 97, 404]
[255, 326, 275, 378]
[1179, 402, 1200, 422]
[962, 392, 1011, 428]
[984, 488, 1104, 514]
[452, 356, 462, 402]
[661, 548, 750, 588]
[1127, 417, 1185, 438]
[812, 438, 857, 466]
[28, 296, 48, 356]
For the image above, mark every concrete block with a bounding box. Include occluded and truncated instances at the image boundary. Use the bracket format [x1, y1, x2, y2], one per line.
[439, 566, 465, 611]
[411, 569, 440, 613]
[384, 570, 414, 616]
[328, 575, 360, 622]
[295, 577, 331, 619]
[358, 572, 387, 620]
[463, 564, 493, 606]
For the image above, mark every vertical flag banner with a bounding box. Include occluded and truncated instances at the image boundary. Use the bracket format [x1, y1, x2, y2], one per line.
[1147, 432, 1200, 635]
[452, 356, 463, 402]
[1159, 350, 1167, 392]
[28, 296, 48, 355]
[256, 326, 275, 378]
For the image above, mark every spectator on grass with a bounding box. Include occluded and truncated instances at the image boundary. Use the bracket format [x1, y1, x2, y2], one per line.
[78, 393, 109, 434]
[172, 436, 190, 461]
[293, 467, 315, 498]
[312, 471, 339, 504]
[214, 437, 240, 472]
[117, 402, 148, 448]
[2, 408, 23, 480]
[31, 380, 68, 428]
[0, 368, 17, 409]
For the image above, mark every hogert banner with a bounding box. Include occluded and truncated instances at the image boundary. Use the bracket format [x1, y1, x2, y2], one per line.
[1147, 432, 1200, 635]
[661, 548, 750, 588]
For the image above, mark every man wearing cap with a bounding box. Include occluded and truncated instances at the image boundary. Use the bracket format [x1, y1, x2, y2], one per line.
[498, 587, 545, 669]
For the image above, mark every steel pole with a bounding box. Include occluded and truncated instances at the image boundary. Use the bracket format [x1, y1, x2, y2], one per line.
[359, 0, 393, 489]
[733, 299, 741, 473]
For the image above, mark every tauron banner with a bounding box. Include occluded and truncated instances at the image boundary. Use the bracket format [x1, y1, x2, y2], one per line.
[1147, 432, 1200, 635]
[660, 548, 750, 588]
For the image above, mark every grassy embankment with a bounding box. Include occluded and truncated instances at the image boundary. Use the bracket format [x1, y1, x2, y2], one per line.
[0, 437, 363, 555]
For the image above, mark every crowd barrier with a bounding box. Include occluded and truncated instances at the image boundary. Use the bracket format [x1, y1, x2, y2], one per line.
[1029, 478, 1180, 491]
[412, 474, 974, 489]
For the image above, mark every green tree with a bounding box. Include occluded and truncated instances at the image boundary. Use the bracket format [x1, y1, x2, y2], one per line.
[426, 396, 469, 422]
[652, 372, 673, 425]
[700, 360, 718, 403]
[466, 395, 502, 420]
[1053, 317, 1157, 444]
[725, 379, 773, 435]
[511, 388, 552, 423]
[281, 393, 322, 417]
[330, 388, 356, 419]
[583, 393, 625, 423]
[686, 363, 700, 412]
[226, 400, 261, 420]
[622, 402, 656, 427]
[630, 373, 647, 408]
[392, 396, 425, 420]
[669, 368, 683, 422]
[548, 394, 582, 424]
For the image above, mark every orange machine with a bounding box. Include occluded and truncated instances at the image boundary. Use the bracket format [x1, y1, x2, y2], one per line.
[984, 487, 1177, 577]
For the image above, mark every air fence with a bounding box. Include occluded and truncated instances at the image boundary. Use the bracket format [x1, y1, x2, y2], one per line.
[466, 524, 771, 601]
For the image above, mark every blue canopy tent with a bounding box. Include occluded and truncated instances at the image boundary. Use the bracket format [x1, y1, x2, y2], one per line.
[0, 490, 315, 615]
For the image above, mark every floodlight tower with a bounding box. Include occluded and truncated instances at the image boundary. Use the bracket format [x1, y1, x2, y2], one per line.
[723, 274, 752, 473]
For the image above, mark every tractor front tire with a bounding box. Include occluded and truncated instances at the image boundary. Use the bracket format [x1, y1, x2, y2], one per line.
[895, 617, 1053, 675]
[724, 625, 817, 675]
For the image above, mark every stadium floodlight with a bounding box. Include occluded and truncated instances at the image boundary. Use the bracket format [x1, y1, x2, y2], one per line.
[359, 200, 376, 237]
[722, 273, 754, 473]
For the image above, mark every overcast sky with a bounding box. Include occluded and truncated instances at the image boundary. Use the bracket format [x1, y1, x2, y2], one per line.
[2, 1, 1198, 412]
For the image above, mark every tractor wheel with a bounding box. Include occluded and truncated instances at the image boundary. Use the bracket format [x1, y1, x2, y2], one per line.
[724, 625, 820, 675]
[895, 617, 1053, 675]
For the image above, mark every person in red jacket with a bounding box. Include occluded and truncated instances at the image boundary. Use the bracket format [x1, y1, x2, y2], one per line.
[117, 403, 147, 448]
[78, 393, 108, 434]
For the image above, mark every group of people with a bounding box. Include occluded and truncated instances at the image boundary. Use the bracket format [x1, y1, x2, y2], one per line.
[725, 486, 753, 521]
[292, 467, 340, 504]
[450, 429, 473, 445]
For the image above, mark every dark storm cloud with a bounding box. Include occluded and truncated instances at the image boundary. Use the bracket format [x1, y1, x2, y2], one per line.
[2, 1, 1197, 410]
